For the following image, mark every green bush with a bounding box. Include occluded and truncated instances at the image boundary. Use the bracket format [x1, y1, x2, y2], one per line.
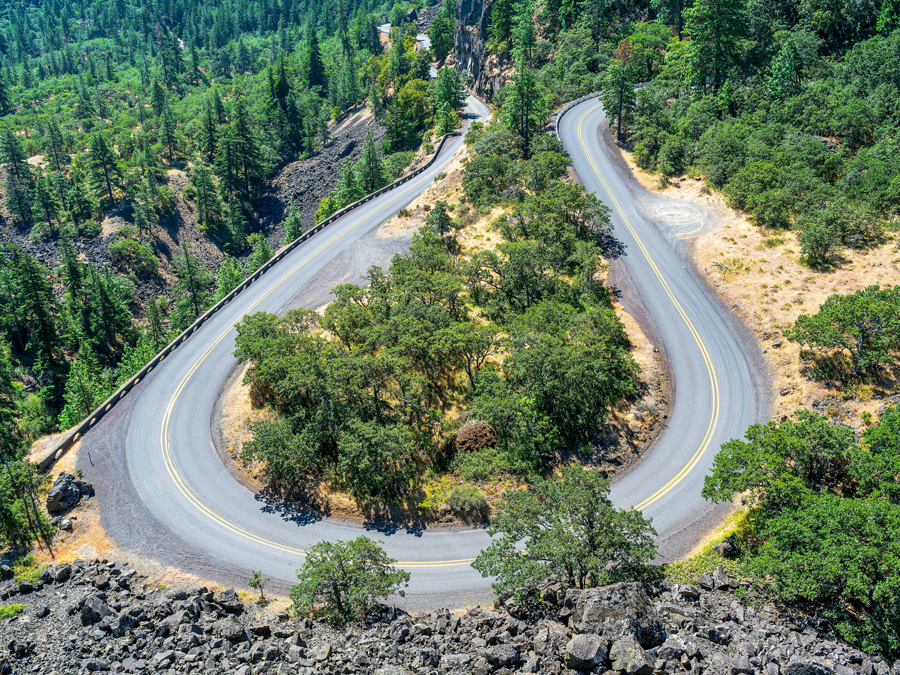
[0, 605, 25, 620]
[79, 220, 102, 238]
[445, 484, 488, 516]
[108, 239, 160, 275]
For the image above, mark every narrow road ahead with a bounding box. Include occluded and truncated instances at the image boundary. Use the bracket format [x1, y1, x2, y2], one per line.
[79, 96, 766, 607]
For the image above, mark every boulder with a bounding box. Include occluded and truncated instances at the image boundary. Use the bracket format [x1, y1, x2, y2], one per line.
[566, 583, 665, 648]
[712, 539, 738, 557]
[698, 573, 715, 590]
[712, 565, 730, 590]
[81, 595, 113, 626]
[565, 634, 608, 671]
[484, 644, 519, 668]
[785, 660, 835, 675]
[610, 635, 654, 675]
[46, 472, 94, 512]
[217, 588, 244, 612]
[679, 584, 701, 600]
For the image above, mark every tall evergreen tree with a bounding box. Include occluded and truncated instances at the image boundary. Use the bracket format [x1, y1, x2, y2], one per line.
[172, 241, 213, 327]
[683, 0, 747, 91]
[307, 29, 327, 90]
[357, 130, 384, 193]
[87, 132, 120, 207]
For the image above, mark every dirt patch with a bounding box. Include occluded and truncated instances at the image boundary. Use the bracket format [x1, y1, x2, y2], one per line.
[619, 147, 900, 430]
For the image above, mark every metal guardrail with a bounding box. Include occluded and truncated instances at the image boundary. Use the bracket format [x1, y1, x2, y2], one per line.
[39, 130, 462, 471]
[552, 91, 601, 141]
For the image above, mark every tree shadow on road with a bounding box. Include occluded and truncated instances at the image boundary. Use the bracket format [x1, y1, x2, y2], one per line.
[254, 489, 327, 527]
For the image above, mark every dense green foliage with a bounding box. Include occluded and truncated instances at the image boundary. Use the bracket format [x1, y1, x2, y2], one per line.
[290, 536, 410, 624]
[704, 409, 900, 657]
[786, 285, 900, 378]
[473, 465, 657, 601]
[235, 128, 637, 502]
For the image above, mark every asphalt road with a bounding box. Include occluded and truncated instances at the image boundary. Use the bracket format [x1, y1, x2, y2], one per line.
[558, 100, 768, 556]
[78, 96, 766, 607]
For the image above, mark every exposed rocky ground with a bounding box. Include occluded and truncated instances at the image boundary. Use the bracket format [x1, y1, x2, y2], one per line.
[1, 557, 894, 675]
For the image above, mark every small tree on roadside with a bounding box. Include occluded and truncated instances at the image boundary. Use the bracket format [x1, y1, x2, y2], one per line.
[473, 465, 657, 601]
[290, 536, 410, 624]
[248, 570, 270, 601]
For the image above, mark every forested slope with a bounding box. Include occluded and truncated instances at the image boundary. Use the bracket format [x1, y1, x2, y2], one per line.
[0, 0, 468, 547]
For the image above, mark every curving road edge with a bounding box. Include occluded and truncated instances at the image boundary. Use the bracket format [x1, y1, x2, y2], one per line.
[76, 95, 768, 607]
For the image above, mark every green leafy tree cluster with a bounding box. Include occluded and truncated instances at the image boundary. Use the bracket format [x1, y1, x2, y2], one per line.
[290, 536, 410, 624]
[704, 408, 900, 657]
[473, 465, 657, 600]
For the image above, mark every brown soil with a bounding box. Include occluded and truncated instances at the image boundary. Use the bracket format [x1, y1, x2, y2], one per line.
[619, 148, 900, 431]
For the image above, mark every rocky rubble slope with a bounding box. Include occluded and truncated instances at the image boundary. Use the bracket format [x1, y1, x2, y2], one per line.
[1, 557, 896, 675]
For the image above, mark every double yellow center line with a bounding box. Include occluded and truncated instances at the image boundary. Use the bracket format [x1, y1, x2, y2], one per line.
[577, 104, 720, 511]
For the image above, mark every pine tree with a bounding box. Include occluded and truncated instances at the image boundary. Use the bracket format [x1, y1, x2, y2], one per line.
[33, 173, 61, 237]
[214, 256, 244, 301]
[87, 132, 120, 207]
[201, 98, 218, 161]
[281, 198, 304, 244]
[5, 171, 34, 224]
[245, 233, 273, 274]
[13, 249, 62, 387]
[307, 29, 327, 90]
[172, 241, 213, 328]
[147, 297, 169, 351]
[434, 65, 467, 112]
[1, 126, 27, 180]
[45, 117, 65, 171]
[217, 98, 265, 201]
[158, 102, 178, 160]
[58, 346, 105, 428]
[192, 162, 223, 226]
[227, 199, 249, 252]
[150, 79, 167, 117]
[356, 130, 384, 193]
[684, 0, 748, 91]
[0, 71, 10, 114]
[66, 168, 94, 226]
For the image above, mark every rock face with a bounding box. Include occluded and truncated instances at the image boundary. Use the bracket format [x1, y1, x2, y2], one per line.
[566, 582, 666, 648]
[0, 557, 897, 675]
[46, 472, 94, 512]
[454, 0, 512, 99]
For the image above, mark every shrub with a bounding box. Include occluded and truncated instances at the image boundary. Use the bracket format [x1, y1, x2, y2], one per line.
[0, 605, 25, 620]
[446, 484, 488, 517]
[108, 239, 159, 275]
[79, 220, 102, 238]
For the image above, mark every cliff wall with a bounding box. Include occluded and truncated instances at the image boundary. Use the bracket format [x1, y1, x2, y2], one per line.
[454, 0, 511, 100]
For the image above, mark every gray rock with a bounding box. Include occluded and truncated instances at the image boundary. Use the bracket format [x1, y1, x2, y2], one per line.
[699, 573, 715, 590]
[712, 540, 737, 557]
[712, 565, 730, 589]
[35, 605, 50, 618]
[679, 584, 701, 599]
[59, 517, 73, 530]
[485, 643, 519, 667]
[0, 564, 12, 580]
[217, 588, 244, 612]
[610, 635, 654, 675]
[52, 563, 72, 582]
[46, 472, 94, 512]
[567, 582, 665, 648]
[785, 659, 835, 675]
[732, 654, 753, 674]
[81, 594, 113, 625]
[566, 634, 609, 671]
[84, 658, 110, 671]
[375, 667, 415, 675]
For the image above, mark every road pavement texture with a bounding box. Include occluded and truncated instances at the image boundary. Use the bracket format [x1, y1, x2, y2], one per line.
[77, 96, 767, 609]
